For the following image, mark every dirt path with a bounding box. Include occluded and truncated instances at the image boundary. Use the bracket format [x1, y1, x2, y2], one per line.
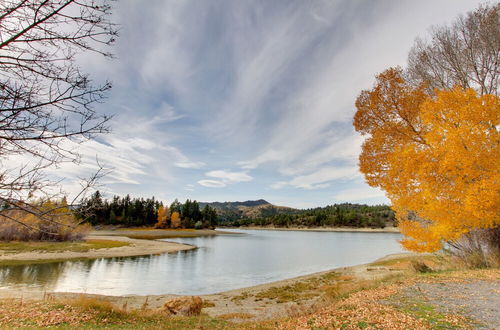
[395, 280, 500, 329]
[0, 235, 195, 262]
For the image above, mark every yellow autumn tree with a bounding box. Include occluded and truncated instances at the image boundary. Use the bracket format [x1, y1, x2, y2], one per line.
[170, 211, 181, 229]
[354, 68, 500, 252]
[154, 205, 170, 229]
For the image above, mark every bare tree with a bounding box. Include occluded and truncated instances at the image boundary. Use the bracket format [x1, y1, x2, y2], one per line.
[0, 0, 117, 237]
[407, 3, 499, 96]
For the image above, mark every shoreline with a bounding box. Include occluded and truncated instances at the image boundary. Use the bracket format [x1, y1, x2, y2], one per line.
[91, 228, 241, 239]
[0, 251, 418, 320]
[0, 230, 412, 321]
[222, 225, 400, 233]
[0, 235, 195, 263]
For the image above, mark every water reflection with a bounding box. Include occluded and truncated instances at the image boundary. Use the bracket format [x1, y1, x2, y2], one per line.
[0, 230, 404, 295]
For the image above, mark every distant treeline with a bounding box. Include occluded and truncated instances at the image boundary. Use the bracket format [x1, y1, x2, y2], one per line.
[220, 203, 395, 229]
[77, 192, 394, 229]
[76, 191, 218, 229]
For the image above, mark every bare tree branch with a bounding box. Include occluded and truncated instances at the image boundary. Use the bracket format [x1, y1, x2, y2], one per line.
[0, 0, 117, 239]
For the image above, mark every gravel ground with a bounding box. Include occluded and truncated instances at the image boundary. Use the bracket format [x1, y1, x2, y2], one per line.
[400, 280, 499, 329]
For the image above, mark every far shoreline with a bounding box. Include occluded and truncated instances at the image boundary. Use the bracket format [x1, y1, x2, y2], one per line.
[221, 225, 400, 233]
[0, 227, 398, 265]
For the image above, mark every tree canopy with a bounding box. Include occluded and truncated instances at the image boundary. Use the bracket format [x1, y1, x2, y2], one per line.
[354, 68, 499, 252]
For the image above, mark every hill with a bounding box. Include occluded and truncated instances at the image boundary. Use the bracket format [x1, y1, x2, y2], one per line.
[199, 200, 296, 222]
[213, 202, 396, 228]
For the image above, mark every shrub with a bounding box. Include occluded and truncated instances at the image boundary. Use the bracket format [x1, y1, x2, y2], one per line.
[410, 260, 433, 273]
[0, 200, 90, 241]
[447, 227, 500, 268]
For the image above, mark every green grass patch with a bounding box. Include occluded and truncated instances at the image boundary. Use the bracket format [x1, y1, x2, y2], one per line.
[0, 239, 129, 254]
[387, 292, 468, 329]
[202, 300, 216, 308]
[0, 258, 88, 266]
[230, 272, 343, 305]
[255, 282, 317, 303]
[370, 255, 436, 267]
[231, 291, 250, 304]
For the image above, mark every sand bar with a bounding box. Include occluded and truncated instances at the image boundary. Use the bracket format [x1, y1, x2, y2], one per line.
[0, 235, 195, 262]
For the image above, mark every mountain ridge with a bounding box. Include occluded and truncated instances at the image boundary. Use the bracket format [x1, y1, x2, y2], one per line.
[199, 199, 296, 221]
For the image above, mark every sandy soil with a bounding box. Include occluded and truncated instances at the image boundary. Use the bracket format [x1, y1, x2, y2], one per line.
[224, 226, 400, 233]
[0, 235, 195, 262]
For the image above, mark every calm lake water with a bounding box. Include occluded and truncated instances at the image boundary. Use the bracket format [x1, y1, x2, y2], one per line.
[0, 229, 404, 296]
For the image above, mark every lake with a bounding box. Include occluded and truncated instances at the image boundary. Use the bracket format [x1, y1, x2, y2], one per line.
[0, 229, 404, 296]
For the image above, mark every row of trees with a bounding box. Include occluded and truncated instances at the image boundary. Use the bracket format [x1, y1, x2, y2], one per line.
[76, 192, 218, 229]
[222, 204, 394, 229]
[156, 199, 218, 229]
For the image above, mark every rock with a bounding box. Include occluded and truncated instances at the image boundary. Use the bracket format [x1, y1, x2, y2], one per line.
[162, 296, 203, 316]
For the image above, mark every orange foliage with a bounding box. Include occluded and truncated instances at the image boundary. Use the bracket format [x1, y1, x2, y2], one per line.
[154, 205, 170, 229]
[354, 68, 500, 252]
[170, 211, 181, 229]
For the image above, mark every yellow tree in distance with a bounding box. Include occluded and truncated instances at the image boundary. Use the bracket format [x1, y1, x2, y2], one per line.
[154, 205, 170, 229]
[170, 211, 181, 229]
[354, 68, 499, 252]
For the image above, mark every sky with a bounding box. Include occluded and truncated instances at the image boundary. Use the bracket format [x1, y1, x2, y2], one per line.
[55, 0, 488, 208]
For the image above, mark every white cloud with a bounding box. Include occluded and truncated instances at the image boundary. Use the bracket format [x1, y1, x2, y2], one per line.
[333, 186, 387, 202]
[153, 102, 183, 123]
[174, 161, 206, 169]
[206, 170, 253, 183]
[238, 149, 282, 169]
[272, 166, 359, 190]
[198, 179, 226, 188]
[197, 170, 253, 188]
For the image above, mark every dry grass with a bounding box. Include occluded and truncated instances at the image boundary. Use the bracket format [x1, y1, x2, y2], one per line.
[0, 296, 231, 329]
[231, 291, 251, 304]
[218, 313, 255, 320]
[202, 300, 216, 308]
[0, 239, 129, 254]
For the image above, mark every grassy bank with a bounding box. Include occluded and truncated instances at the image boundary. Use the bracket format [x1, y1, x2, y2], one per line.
[0, 239, 129, 254]
[92, 228, 239, 240]
[0, 239, 131, 266]
[0, 235, 194, 265]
